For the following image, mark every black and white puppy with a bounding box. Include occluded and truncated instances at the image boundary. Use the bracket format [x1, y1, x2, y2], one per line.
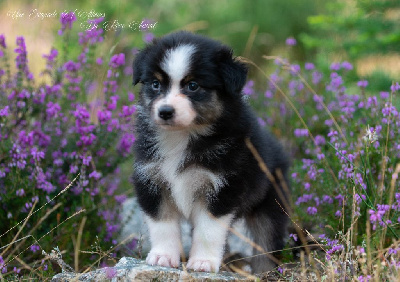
[132, 31, 290, 273]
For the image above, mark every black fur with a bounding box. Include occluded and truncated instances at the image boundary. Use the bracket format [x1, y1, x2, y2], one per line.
[132, 31, 290, 273]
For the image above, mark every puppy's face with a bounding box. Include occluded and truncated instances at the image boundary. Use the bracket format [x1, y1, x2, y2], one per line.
[133, 32, 247, 132]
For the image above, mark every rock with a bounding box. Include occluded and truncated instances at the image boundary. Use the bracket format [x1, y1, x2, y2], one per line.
[51, 257, 255, 281]
[120, 197, 253, 258]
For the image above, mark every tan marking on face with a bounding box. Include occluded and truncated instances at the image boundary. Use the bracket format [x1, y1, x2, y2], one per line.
[154, 72, 163, 82]
[183, 75, 195, 84]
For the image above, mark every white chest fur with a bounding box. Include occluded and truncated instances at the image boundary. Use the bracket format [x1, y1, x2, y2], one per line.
[157, 130, 225, 218]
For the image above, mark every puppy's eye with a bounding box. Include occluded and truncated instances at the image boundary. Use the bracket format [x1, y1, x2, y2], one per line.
[187, 81, 199, 92]
[152, 80, 160, 90]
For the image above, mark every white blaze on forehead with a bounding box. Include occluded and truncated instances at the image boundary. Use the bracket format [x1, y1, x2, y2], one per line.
[153, 44, 197, 128]
[161, 44, 196, 82]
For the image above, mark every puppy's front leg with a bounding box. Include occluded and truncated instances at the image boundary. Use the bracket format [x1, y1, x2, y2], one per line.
[145, 215, 182, 268]
[187, 205, 234, 272]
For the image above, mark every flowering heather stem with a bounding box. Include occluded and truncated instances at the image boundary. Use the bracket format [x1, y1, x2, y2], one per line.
[377, 91, 393, 202]
[241, 56, 340, 185]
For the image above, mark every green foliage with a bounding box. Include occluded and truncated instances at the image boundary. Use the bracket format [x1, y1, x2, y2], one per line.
[300, 0, 400, 91]
[303, 0, 400, 56]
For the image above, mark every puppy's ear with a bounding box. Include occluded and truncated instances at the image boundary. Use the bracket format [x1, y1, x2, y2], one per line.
[218, 46, 248, 95]
[132, 48, 148, 85]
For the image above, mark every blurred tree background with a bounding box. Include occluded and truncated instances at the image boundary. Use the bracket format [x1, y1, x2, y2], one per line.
[302, 0, 400, 91]
[0, 0, 326, 77]
[2, 0, 399, 90]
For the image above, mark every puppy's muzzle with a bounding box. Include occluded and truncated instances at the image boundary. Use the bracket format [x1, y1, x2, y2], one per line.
[158, 105, 175, 121]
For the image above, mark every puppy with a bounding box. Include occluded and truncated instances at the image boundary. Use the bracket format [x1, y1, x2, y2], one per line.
[132, 31, 290, 274]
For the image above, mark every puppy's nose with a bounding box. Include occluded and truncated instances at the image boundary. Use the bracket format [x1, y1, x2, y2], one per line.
[158, 105, 175, 120]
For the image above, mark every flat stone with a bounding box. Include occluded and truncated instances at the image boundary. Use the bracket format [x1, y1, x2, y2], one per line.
[51, 257, 255, 281]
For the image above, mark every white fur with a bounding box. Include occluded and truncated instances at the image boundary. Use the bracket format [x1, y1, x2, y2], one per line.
[145, 215, 182, 268]
[157, 130, 225, 218]
[161, 45, 196, 82]
[187, 204, 234, 272]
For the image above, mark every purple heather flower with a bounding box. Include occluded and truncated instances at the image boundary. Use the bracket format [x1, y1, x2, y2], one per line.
[30, 244, 40, 253]
[366, 96, 377, 109]
[257, 117, 266, 127]
[46, 102, 61, 118]
[139, 19, 155, 31]
[0, 34, 6, 48]
[307, 206, 318, 215]
[120, 105, 136, 118]
[15, 36, 31, 78]
[305, 62, 315, 70]
[64, 60, 81, 72]
[341, 61, 353, 71]
[326, 72, 344, 93]
[390, 82, 400, 92]
[285, 37, 297, 46]
[42, 48, 58, 70]
[119, 133, 136, 155]
[296, 194, 313, 205]
[13, 267, 21, 274]
[78, 25, 104, 45]
[322, 195, 333, 204]
[264, 90, 273, 99]
[98, 110, 112, 124]
[335, 210, 342, 217]
[88, 17, 105, 26]
[59, 12, 76, 35]
[330, 62, 341, 71]
[357, 80, 368, 88]
[109, 53, 125, 68]
[312, 71, 323, 85]
[70, 165, 78, 174]
[78, 133, 96, 146]
[0, 106, 9, 117]
[96, 57, 103, 65]
[380, 91, 390, 99]
[369, 209, 386, 230]
[16, 189, 25, 197]
[143, 32, 155, 43]
[294, 128, 308, 137]
[290, 64, 300, 75]
[82, 155, 92, 166]
[314, 135, 326, 146]
[289, 233, 298, 242]
[128, 92, 135, 102]
[107, 119, 120, 132]
[242, 80, 254, 95]
[107, 96, 119, 111]
[89, 170, 102, 180]
[115, 194, 127, 204]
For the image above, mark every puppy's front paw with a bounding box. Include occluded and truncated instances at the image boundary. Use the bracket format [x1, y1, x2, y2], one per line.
[186, 257, 220, 273]
[146, 250, 180, 268]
